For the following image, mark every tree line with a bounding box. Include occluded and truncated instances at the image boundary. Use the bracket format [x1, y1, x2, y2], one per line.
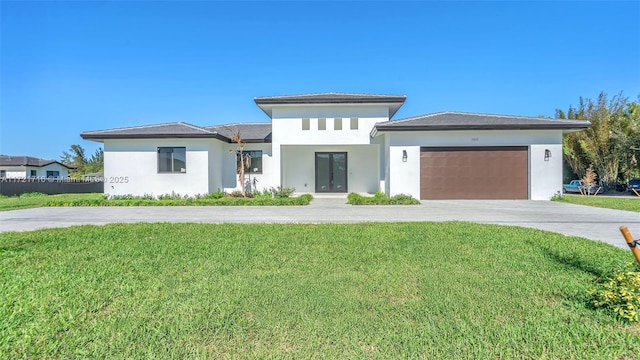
[557, 92, 640, 186]
[60, 145, 104, 178]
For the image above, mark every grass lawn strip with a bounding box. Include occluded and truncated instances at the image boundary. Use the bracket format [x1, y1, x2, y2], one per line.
[0, 193, 103, 211]
[0, 193, 313, 211]
[1, 222, 639, 358]
[553, 194, 640, 212]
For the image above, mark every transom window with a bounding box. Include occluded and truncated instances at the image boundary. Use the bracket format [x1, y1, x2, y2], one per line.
[158, 147, 186, 173]
[302, 118, 310, 130]
[334, 117, 342, 130]
[350, 117, 358, 130]
[236, 150, 263, 174]
[318, 118, 326, 130]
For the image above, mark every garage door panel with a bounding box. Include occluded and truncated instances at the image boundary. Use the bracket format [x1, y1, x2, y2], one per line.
[420, 147, 528, 200]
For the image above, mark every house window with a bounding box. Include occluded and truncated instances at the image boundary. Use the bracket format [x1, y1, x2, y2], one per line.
[0, 170, 5, 178]
[236, 150, 263, 174]
[302, 118, 310, 130]
[334, 118, 342, 130]
[318, 118, 326, 130]
[158, 147, 186, 173]
[46, 171, 60, 178]
[30, 170, 37, 178]
[350, 117, 358, 130]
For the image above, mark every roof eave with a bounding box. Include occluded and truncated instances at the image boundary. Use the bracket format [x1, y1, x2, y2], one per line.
[80, 133, 272, 143]
[80, 133, 230, 141]
[375, 124, 592, 132]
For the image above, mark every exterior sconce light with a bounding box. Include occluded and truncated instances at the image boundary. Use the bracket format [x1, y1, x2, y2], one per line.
[544, 149, 551, 161]
[402, 150, 408, 162]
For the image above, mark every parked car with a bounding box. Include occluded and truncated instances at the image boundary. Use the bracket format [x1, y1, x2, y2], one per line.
[562, 180, 604, 194]
[562, 180, 583, 193]
[628, 178, 640, 194]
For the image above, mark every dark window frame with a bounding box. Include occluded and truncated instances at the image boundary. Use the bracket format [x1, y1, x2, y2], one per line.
[30, 170, 37, 178]
[158, 147, 187, 173]
[236, 150, 263, 174]
[46, 170, 60, 178]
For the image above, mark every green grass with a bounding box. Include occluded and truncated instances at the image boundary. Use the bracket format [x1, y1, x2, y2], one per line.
[0, 193, 313, 211]
[0, 193, 103, 211]
[1, 222, 639, 358]
[553, 194, 640, 212]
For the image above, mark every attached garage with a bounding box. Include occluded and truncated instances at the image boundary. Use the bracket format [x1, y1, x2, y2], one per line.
[420, 146, 528, 200]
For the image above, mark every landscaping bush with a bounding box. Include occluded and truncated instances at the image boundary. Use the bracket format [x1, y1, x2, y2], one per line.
[44, 191, 314, 207]
[347, 191, 420, 205]
[270, 186, 296, 198]
[591, 262, 640, 322]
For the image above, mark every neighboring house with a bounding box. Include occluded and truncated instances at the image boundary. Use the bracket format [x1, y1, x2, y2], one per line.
[0, 156, 74, 179]
[81, 92, 589, 200]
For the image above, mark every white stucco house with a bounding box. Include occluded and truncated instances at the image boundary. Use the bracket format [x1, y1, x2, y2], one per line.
[81, 93, 589, 200]
[0, 156, 74, 179]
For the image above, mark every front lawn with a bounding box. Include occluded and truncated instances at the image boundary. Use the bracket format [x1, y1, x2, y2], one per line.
[1, 222, 638, 358]
[553, 194, 640, 212]
[0, 192, 313, 211]
[0, 193, 103, 211]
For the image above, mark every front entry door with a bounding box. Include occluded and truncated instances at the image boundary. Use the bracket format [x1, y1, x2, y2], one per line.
[315, 152, 347, 193]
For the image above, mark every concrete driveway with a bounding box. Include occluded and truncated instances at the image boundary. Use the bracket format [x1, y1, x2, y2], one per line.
[1, 199, 638, 249]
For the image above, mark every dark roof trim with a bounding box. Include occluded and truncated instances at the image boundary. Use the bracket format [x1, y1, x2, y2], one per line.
[375, 123, 591, 131]
[0, 156, 76, 169]
[81, 123, 272, 143]
[82, 133, 272, 143]
[254, 92, 407, 118]
[254, 92, 406, 105]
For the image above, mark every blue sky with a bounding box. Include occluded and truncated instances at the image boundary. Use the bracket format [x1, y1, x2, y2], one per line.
[2, 1, 639, 160]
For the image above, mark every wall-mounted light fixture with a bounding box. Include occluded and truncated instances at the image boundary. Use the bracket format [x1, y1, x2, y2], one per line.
[402, 150, 408, 162]
[544, 149, 552, 161]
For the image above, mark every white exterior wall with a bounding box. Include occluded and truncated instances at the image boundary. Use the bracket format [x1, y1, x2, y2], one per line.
[281, 145, 379, 194]
[385, 130, 564, 200]
[103, 139, 213, 197]
[221, 143, 274, 193]
[0, 164, 70, 178]
[530, 144, 563, 200]
[0, 168, 27, 178]
[270, 104, 389, 192]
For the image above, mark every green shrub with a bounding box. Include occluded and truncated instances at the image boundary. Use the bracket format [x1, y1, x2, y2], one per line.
[347, 192, 365, 204]
[590, 262, 640, 322]
[157, 191, 188, 200]
[347, 192, 420, 205]
[44, 192, 314, 207]
[270, 186, 295, 198]
[389, 193, 421, 205]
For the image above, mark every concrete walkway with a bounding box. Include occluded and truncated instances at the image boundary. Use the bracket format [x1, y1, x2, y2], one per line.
[1, 199, 638, 249]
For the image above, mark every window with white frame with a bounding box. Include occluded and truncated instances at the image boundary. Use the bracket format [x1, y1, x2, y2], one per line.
[158, 147, 186, 173]
[46, 171, 60, 178]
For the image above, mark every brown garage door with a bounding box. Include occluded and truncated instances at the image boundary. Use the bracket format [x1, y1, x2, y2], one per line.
[420, 146, 528, 200]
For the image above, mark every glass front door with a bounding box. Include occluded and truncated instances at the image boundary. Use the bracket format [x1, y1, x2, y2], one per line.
[315, 152, 347, 193]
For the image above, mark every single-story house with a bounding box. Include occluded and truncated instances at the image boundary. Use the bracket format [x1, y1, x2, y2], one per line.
[0, 156, 75, 179]
[81, 93, 589, 200]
